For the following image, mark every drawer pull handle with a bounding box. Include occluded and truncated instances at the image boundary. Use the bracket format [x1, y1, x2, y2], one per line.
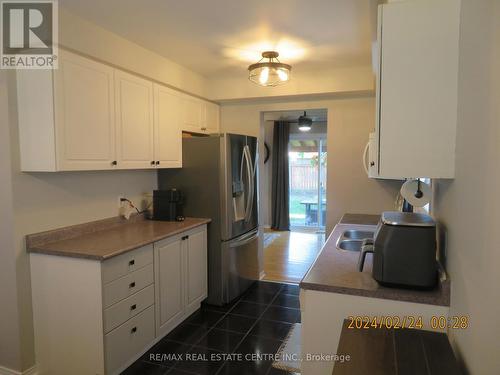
[129, 259, 135, 266]
[131, 327, 137, 334]
[130, 304, 137, 311]
[182, 235, 189, 240]
[129, 282, 136, 288]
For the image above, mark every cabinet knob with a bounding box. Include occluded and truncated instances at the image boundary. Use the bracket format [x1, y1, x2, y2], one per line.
[151, 161, 155, 166]
[129, 282, 136, 288]
[111, 160, 117, 166]
[201, 127, 207, 131]
[131, 327, 137, 334]
[156, 161, 160, 166]
[129, 259, 135, 266]
[182, 235, 189, 240]
[370, 161, 375, 167]
[130, 304, 137, 311]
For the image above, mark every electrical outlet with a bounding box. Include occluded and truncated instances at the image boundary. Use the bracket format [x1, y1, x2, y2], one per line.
[118, 194, 125, 208]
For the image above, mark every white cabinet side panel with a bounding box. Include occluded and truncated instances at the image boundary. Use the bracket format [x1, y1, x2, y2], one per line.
[16, 70, 56, 171]
[30, 253, 104, 375]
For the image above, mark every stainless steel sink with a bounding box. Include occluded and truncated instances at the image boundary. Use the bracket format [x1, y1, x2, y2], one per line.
[337, 240, 363, 252]
[336, 229, 374, 252]
[342, 230, 374, 240]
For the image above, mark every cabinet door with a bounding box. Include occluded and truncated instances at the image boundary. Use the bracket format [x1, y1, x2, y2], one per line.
[203, 102, 220, 134]
[186, 228, 208, 311]
[115, 71, 155, 169]
[154, 84, 182, 168]
[154, 236, 185, 337]
[181, 96, 202, 133]
[376, 0, 459, 178]
[54, 50, 116, 170]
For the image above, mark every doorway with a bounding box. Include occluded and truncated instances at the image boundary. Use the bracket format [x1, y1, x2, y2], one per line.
[289, 135, 327, 231]
[260, 109, 327, 284]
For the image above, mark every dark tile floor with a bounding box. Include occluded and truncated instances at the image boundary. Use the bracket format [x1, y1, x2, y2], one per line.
[122, 281, 300, 375]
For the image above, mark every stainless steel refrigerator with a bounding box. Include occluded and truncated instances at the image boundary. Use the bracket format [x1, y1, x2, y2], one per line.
[158, 133, 259, 305]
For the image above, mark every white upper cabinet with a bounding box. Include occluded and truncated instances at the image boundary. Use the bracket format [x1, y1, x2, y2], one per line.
[17, 50, 117, 171]
[181, 96, 203, 133]
[371, 0, 460, 179]
[16, 49, 201, 172]
[181, 96, 220, 134]
[115, 71, 155, 169]
[202, 101, 220, 134]
[154, 84, 182, 168]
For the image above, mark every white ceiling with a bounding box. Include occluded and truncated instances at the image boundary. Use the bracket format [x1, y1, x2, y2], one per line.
[60, 0, 376, 77]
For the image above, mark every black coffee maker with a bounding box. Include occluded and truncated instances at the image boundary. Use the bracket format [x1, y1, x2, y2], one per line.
[153, 189, 185, 221]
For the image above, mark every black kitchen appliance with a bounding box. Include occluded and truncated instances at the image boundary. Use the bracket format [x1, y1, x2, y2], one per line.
[358, 211, 437, 289]
[153, 189, 184, 221]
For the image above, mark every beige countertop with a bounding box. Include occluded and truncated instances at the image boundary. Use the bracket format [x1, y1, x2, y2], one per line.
[300, 213, 450, 306]
[27, 216, 211, 261]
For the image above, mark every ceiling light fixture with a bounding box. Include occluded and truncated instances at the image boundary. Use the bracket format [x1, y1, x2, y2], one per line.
[248, 51, 291, 87]
[298, 111, 312, 132]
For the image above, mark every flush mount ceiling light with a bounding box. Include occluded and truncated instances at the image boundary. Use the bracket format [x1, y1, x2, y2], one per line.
[298, 111, 312, 132]
[248, 51, 292, 87]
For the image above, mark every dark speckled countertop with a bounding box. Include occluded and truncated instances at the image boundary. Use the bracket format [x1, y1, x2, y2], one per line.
[300, 213, 450, 306]
[27, 215, 211, 261]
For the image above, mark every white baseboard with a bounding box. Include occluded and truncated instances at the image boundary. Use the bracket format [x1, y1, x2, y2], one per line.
[0, 365, 37, 375]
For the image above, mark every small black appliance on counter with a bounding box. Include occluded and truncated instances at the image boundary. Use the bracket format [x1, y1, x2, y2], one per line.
[153, 189, 184, 221]
[358, 211, 437, 289]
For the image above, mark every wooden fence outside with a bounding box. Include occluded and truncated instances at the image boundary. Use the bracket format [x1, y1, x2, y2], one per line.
[290, 165, 326, 191]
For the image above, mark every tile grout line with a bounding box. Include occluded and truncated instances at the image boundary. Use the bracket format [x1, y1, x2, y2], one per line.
[213, 283, 286, 375]
[168, 297, 241, 373]
[138, 282, 296, 375]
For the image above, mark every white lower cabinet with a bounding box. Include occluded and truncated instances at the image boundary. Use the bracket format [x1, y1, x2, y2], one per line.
[186, 228, 208, 309]
[155, 225, 208, 337]
[155, 235, 185, 336]
[105, 306, 156, 374]
[30, 224, 207, 375]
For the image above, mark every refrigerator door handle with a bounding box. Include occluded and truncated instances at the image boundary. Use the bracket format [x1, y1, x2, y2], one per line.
[229, 229, 259, 248]
[244, 146, 253, 222]
[244, 144, 258, 223]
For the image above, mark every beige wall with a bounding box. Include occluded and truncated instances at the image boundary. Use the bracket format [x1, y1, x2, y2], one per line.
[59, 8, 210, 99]
[433, 0, 500, 373]
[220, 96, 401, 235]
[209, 66, 374, 101]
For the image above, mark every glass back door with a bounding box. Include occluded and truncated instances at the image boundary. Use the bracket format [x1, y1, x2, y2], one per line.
[289, 136, 327, 230]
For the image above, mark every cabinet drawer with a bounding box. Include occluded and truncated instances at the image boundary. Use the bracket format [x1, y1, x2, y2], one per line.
[105, 305, 155, 374]
[104, 284, 154, 333]
[103, 264, 154, 308]
[102, 245, 153, 285]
